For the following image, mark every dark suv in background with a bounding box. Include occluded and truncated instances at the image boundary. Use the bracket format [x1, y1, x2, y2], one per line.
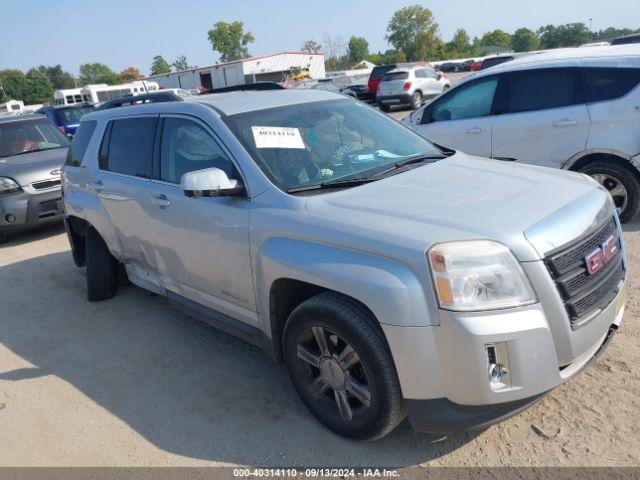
[37, 104, 95, 137]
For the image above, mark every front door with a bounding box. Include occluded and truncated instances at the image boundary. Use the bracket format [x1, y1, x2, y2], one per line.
[144, 115, 255, 319]
[413, 75, 500, 158]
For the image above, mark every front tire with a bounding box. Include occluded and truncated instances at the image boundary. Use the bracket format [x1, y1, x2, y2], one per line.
[283, 292, 405, 440]
[579, 160, 640, 222]
[86, 227, 117, 301]
[410, 91, 422, 110]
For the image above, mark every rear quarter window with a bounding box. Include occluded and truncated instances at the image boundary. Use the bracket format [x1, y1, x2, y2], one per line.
[99, 117, 157, 178]
[583, 67, 640, 102]
[65, 120, 97, 167]
[383, 72, 409, 81]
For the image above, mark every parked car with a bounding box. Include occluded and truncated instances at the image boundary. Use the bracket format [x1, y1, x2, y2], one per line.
[63, 89, 625, 440]
[404, 45, 640, 222]
[480, 55, 516, 70]
[459, 60, 476, 72]
[611, 33, 640, 45]
[364, 63, 422, 102]
[377, 65, 450, 111]
[36, 104, 95, 137]
[0, 114, 69, 243]
[438, 62, 458, 73]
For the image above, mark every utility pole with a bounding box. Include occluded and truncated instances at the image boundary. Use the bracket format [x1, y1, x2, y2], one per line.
[0, 79, 7, 102]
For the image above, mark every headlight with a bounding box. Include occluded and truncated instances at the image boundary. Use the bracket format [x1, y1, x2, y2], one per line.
[428, 240, 537, 312]
[0, 177, 21, 195]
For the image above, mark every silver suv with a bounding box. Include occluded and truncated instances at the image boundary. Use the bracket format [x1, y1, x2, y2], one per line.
[63, 90, 626, 440]
[377, 65, 450, 111]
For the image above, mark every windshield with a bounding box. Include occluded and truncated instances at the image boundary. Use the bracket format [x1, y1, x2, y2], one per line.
[225, 98, 442, 192]
[56, 106, 94, 124]
[0, 119, 70, 157]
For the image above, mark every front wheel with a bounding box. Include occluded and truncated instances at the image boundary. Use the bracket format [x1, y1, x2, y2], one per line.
[579, 161, 640, 222]
[410, 91, 422, 110]
[283, 292, 405, 440]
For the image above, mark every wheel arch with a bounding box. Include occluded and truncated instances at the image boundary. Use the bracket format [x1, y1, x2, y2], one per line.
[564, 149, 640, 176]
[268, 279, 385, 363]
[65, 215, 90, 267]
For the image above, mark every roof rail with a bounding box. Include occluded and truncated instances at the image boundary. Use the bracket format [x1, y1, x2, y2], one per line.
[95, 92, 182, 110]
[202, 82, 284, 95]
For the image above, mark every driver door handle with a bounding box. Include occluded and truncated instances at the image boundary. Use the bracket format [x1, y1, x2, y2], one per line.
[466, 127, 485, 134]
[150, 194, 171, 208]
[552, 119, 578, 127]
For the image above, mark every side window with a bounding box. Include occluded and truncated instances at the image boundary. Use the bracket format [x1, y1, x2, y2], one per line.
[502, 68, 583, 114]
[414, 70, 425, 78]
[583, 67, 640, 103]
[159, 117, 236, 184]
[65, 120, 97, 167]
[99, 117, 157, 178]
[430, 77, 499, 122]
[423, 69, 437, 79]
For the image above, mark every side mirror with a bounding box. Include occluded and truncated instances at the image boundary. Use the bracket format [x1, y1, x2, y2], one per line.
[180, 167, 245, 198]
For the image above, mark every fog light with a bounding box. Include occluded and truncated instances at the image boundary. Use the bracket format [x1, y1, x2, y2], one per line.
[486, 342, 511, 390]
[5, 214, 15, 223]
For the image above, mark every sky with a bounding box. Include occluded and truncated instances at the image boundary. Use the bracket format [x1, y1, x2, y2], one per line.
[1, 0, 639, 76]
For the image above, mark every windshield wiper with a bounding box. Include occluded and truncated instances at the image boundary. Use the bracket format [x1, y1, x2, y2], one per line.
[367, 153, 446, 179]
[287, 177, 377, 193]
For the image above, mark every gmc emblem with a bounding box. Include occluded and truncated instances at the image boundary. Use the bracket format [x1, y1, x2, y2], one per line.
[585, 235, 618, 275]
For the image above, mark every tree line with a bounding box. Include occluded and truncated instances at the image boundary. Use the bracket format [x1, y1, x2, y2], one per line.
[309, 5, 640, 70]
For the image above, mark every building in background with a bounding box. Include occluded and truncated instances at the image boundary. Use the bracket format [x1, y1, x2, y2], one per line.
[144, 51, 326, 90]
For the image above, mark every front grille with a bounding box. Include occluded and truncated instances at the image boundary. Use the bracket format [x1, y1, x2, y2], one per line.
[32, 179, 61, 190]
[545, 217, 625, 325]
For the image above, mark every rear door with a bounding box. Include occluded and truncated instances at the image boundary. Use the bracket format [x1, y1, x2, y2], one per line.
[92, 115, 158, 263]
[416, 68, 441, 96]
[491, 67, 590, 167]
[412, 75, 500, 158]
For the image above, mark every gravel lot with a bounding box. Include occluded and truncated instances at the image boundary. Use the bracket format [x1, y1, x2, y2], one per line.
[0, 215, 639, 468]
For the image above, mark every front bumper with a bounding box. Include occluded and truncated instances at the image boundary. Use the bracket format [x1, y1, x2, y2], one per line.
[377, 93, 412, 106]
[382, 281, 625, 432]
[0, 187, 64, 232]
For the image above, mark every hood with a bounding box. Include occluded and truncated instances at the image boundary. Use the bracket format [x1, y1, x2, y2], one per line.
[0, 147, 68, 186]
[305, 153, 611, 262]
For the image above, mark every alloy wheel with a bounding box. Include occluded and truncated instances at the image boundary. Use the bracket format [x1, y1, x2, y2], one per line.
[591, 173, 628, 216]
[295, 325, 371, 422]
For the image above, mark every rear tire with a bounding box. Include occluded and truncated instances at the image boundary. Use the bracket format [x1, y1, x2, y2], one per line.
[283, 292, 405, 440]
[86, 228, 116, 301]
[410, 91, 422, 110]
[379, 103, 390, 112]
[579, 160, 640, 223]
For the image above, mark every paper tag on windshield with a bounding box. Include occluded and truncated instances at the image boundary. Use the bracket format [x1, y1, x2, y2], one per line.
[252, 126, 305, 149]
